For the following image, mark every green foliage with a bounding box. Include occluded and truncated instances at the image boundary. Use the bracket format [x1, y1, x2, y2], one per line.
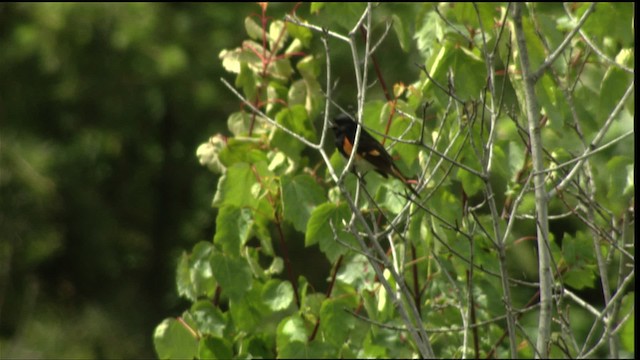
[154, 3, 635, 359]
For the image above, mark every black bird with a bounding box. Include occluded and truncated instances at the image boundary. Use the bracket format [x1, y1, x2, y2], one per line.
[331, 114, 420, 197]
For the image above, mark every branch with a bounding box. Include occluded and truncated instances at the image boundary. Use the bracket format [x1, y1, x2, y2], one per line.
[530, 2, 597, 82]
[548, 80, 634, 198]
[562, 3, 634, 74]
[513, 4, 553, 358]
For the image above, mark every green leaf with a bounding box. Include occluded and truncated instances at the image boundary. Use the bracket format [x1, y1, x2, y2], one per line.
[262, 279, 295, 311]
[563, 267, 595, 290]
[176, 242, 217, 301]
[392, 14, 410, 52]
[268, 57, 294, 81]
[281, 174, 326, 233]
[562, 232, 595, 268]
[336, 254, 376, 291]
[537, 74, 566, 132]
[387, 113, 421, 171]
[269, 105, 316, 159]
[244, 16, 263, 41]
[319, 297, 357, 347]
[619, 292, 635, 353]
[276, 315, 308, 348]
[414, 9, 444, 58]
[214, 205, 254, 256]
[286, 22, 313, 48]
[580, 3, 634, 48]
[218, 138, 268, 167]
[212, 162, 260, 209]
[278, 340, 335, 359]
[604, 156, 634, 214]
[190, 300, 227, 337]
[198, 336, 234, 360]
[210, 252, 252, 301]
[310, 2, 325, 14]
[457, 167, 483, 197]
[269, 20, 288, 54]
[228, 282, 269, 332]
[227, 111, 270, 137]
[153, 318, 198, 360]
[305, 202, 355, 263]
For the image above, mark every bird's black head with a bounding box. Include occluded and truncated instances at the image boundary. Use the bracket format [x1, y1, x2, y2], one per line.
[331, 114, 357, 136]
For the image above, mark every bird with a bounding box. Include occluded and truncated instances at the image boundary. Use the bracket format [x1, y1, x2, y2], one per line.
[331, 114, 420, 197]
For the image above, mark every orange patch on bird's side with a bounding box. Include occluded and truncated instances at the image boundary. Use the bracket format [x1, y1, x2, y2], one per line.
[368, 149, 380, 156]
[342, 137, 353, 156]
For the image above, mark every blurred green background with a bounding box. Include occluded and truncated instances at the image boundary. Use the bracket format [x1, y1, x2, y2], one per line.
[0, 3, 264, 358]
[0, 3, 426, 358]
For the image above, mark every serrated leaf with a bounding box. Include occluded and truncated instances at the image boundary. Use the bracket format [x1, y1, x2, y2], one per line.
[563, 267, 595, 290]
[210, 252, 252, 301]
[262, 279, 294, 311]
[269, 105, 316, 159]
[305, 202, 355, 263]
[337, 254, 376, 291]
[153, 318, 199, 360]
[319, 297, 357, 347]
[276, 315, 308, 348]
[198, 336, 234, 360]
[286, 22, 313, 48]
[214, 205, 254, 256]
[457, 167, 483, 197]
[281, 174, 326, 233]
[176, 242, 217, 301]
[228, 282, 268, 332]
[212, 162, 264, 209]
[190, 300, 227, 337]
[218, 138, 269, 167]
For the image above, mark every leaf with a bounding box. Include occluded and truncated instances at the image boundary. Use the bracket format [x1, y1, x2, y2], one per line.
[603, 156, 634, 214]
[281, 174, 326, 233]
[457, 167, 484, 197]
[153, 318, 198, 360]
[244, 16, 263, 41]
[268, 20, 288, 54]
[214, 205, 254, 256]
[562, 232, 595, 268]
[227, 112, 271, 137]
[319, 297, 357, 347]
[190, 300, 227, 337]
[218, 138, 269, 167]
[198, 337, 234, 360]
[286, 21, 313, 48]
[387, 113, 421, 170]
[269, 105, 316, 159]
[392, 14, 410, 52]
[619, 292, 635, 353]
[210, 252, 252, 301]
[276, 315, 308, 348]
[262, 279, 295, 311]
[228, 282, 269, 332]
[176, 242, 217, 301]
[212, 162, 254, 208]
[336, 255, 376, 293]
[563, 267, 595, 290]
[305, 202, 355, 263]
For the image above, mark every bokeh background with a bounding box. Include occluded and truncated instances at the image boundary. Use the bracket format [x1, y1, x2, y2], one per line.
[1, 3, 421, 358]
[0, 3, 269, 358]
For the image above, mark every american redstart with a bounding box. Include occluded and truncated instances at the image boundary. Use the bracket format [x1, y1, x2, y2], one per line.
[331, 114, 420, 197]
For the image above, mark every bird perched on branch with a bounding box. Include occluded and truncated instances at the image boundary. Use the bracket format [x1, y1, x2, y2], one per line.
[331, 114, 420, 197]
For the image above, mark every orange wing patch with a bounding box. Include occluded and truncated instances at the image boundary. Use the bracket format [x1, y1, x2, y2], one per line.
[342, 137, 353, 157]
